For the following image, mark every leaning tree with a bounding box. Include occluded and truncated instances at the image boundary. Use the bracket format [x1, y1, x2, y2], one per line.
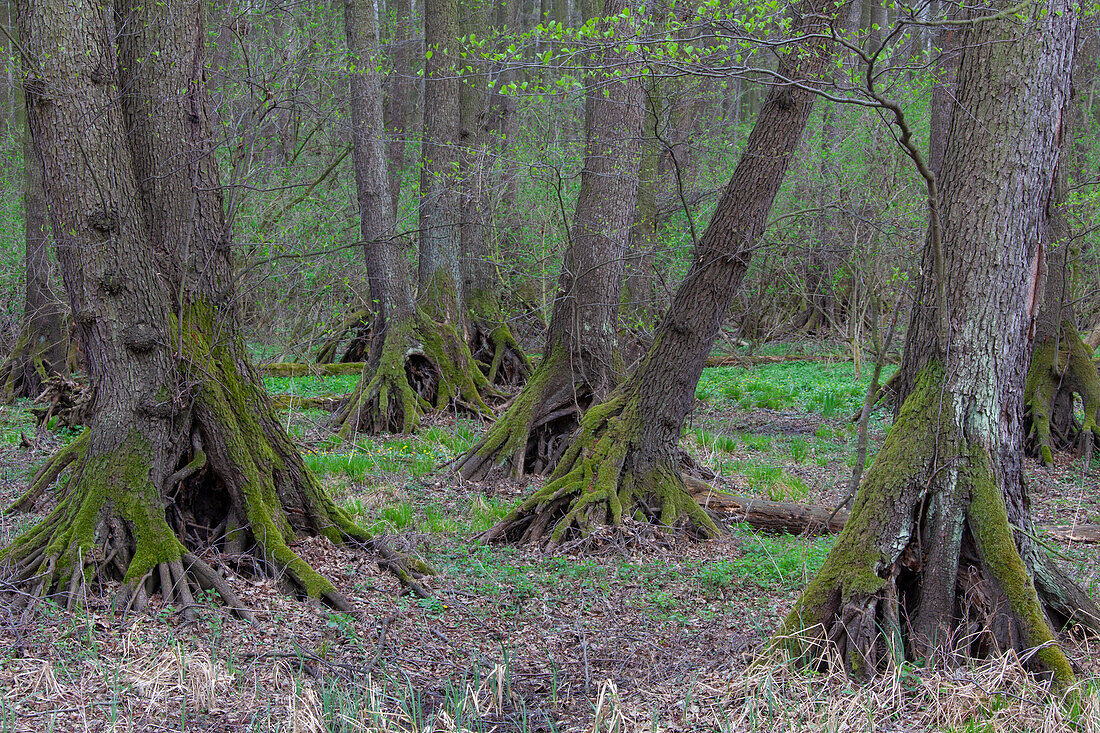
[472, 0, 836, 542]
[2, 0, 424, 620]
[778, 0, 1099, 684]
[454, 0, 646, 480]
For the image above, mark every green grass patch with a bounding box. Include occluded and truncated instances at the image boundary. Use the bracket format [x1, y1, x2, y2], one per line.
[695, 361, 896, 417]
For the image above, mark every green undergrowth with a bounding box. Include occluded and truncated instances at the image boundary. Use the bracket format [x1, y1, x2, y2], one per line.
[428, 528, 835, 622]
[695, 361, 896, 417]
[305, 421, 480, 483]
[263, 373, 360, 397]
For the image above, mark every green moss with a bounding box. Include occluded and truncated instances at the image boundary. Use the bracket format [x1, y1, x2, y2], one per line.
[964, 445, 1075, 687]
[494, 374, 720, 543]
[779, 362, 953, 645]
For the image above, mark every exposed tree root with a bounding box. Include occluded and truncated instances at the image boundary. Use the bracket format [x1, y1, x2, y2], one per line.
[313, 307, 373, 364]
[480, 384, 720, 548]
[469, 319, 531, 386]
[778, 364, 1099, 686]
[454, 347, 590, 480]
[27, 375, 91, 428]
[7, 428, 89, 513]
[1024, 318, 1100, 466]
[0, 328, 64, 402]
[1, 308, 434, 621]
[331, 310, 498, 436]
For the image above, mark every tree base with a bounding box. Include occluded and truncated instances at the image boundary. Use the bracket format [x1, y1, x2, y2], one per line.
[779, 364, 1097, 686]
[480, 385, 720, 548]
[1, 308, 432, 621]
[454, 347, 590, 480]
[1024, 318, 1100, 466]
[0, 326, 66, 403]
[469, 319, 531, 386]
[331, 310, 498, 436]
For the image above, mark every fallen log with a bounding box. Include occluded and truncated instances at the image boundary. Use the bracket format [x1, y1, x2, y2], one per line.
[687, 481, 1100, 543]
[270, 394, 346, 411]
[260, 362, 365, 378]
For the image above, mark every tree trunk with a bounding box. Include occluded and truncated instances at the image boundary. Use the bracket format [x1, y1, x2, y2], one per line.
[418, 0, 464, 322]
[2, 0, 427, 620]
[454, 0, 645, 481]
[332, 0, 498, 436]
[780, 0, 1097, 684]
[473, 0, 834, 540]
[384, 0, 413, 215]
[1023, 26, 1100, 466]
[1, 58, 67, 401]
[460, 0, 531, 386]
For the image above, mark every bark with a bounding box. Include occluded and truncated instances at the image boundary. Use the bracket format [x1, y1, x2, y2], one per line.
[454, 0, 645, 481]
[418, 0, 464, 322]
[781, 0, 1096, 684]
[1, 62, 67, 401]
[333, 0, 498, 437]
[384, 0, 414, 215]
[460, 0, 531, 385]
[621, 73, 662, 329]
[1, 0, 427, 621]
[472, 0, 834, 538]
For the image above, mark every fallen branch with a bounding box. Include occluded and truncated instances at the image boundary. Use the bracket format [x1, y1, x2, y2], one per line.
[687, 480, 1100, 543]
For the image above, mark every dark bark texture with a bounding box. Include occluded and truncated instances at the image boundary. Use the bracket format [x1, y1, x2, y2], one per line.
[780, 0, 1096, 684]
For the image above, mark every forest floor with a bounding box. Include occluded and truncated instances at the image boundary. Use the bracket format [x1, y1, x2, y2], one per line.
[1, 352, 1099, 732]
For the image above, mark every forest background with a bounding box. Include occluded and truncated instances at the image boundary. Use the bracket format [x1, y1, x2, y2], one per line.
[0, 0, 1099, 729]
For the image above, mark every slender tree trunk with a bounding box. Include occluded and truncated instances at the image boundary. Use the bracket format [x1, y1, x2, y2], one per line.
[1, 57, 67, 401]
[385, 0, 413, 215]
[781, 0, 1096, 683]
[472, 0, 834, 539]
[460, 0, 531, 385]
[455, 0, 645, 480]
[332, 0, 498, 436]
[418, 0, 464, 322]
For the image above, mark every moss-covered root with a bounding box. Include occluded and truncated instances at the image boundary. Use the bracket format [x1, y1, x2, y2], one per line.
[182, 306, 434, 603]
[0, 329, 60, 402]
[7, 429, 89, 513]
[480, 388, 720, 548]
[1025, 319, 1100, 466]
[777, 364, 1076, 686]
[332, 310, 499, 437]
[0, 431, 251, 624]
[469, 319, 531, 386]
[453, 348, 582, 481]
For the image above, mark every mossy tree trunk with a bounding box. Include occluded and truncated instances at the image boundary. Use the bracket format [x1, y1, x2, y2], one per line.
[459, 0, 531, 386]
[454, 0, 645, 480]
[332, 0, 498, 437]
[780, 0, 1098, 684]
[0, 51, 67, 402]
[470, 0, 834, 537]
[1023, 28, 1100, 467]
[2, 0, 426, 621]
